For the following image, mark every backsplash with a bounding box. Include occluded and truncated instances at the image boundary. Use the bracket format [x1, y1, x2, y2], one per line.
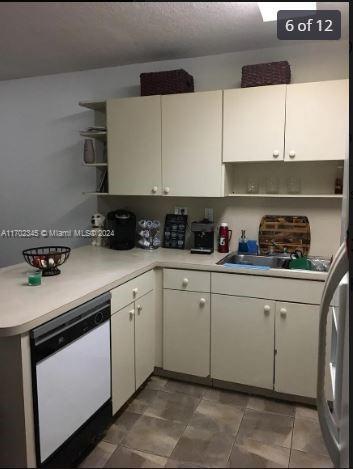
[98, 196, 341, 257]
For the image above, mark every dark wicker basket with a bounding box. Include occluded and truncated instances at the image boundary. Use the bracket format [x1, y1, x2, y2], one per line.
[23, 246, 71, 276]
[140, 69, 194, 96]
[241, 61, 291, 88]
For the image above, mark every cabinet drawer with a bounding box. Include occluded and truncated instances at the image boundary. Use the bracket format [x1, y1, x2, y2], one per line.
[211, 273, 324, 304]
[163, 269, 210, 292]
[111, 270, 154, 313]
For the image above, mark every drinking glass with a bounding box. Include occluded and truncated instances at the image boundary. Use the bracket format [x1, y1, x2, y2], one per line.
[287, 176, 301, 194]
[246, 177, 259, 194]
[265, 176, 279, 194]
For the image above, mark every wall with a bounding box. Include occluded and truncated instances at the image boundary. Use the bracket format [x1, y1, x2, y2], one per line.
[98, 196, 341, 258]
[0, 41, 348, 266]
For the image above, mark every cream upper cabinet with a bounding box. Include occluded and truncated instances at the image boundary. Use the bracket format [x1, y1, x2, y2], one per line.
[211, 294, 275, 389]
[163, 289, 211, 377]
[275, 302, 332, 399]
[223, 85, 286, 162]
[285, 79, 348, 161]
[135, 290, 155, 389]
[161, 91, 223, 197]
[107, 95, 162, 195]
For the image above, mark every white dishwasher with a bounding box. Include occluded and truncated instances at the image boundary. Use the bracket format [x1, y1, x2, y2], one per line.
[31, 293, 111, 467]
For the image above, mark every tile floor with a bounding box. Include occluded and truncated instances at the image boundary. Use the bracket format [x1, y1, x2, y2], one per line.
[78, 376, 333, 468]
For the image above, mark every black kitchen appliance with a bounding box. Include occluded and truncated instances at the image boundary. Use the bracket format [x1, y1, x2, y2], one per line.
[30, 294, 111, 467]
[190, 219, 215, 254]
[163, 214, 188, 249]
[106, 210, 136, 250]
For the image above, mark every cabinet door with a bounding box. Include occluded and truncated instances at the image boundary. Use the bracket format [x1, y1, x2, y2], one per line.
[135, 290, 155, 389]
[107, 95, 162, 195]
[223, 85, 286, 162]
[163, 290, 210, 377]
[275, 302, 332, 398]
[111, 303, 135, 414]
[285, 80, 348, 161]
[161, 91, 223, 197]
[211, 294, 275, 389]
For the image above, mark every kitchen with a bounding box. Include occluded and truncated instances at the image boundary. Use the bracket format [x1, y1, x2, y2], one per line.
[0, 2, 349, 469]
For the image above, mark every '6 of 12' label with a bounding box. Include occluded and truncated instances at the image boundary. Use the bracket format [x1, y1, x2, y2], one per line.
[277, 10, 341, 40]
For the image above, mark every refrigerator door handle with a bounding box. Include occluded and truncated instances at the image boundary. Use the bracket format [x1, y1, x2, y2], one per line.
[317, 242, 348, 468]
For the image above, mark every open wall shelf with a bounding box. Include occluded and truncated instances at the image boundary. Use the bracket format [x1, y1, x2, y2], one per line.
[80, 131, 106, 140]
[224, 160, 343, 199]
[79, 100, 106, 112]
[227, 193, 342, 199]
[83, 163, 108, 167]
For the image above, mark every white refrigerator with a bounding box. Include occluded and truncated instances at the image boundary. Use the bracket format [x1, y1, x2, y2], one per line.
[317, 149, 349, 468]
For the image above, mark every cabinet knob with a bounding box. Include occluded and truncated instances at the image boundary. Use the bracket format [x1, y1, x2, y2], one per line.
[164, 187, 170, 194]
[152, 186, 158, 194]
[280, 308, 287, 318]
[137, 304, 142, 314]
[273, 150, 279, 158]
[289, 150, 296, 158]
[129, 309, 135, 320]
[200, 298, 206, 306]
[132, 287, 138, 296]
[182, 278, 189, 287]
[264, 305, 271, 314]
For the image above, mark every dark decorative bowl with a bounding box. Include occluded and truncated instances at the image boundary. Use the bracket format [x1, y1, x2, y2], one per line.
[22, 246, 71, 276]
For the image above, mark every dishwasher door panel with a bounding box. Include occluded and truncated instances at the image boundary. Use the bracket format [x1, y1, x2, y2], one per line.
[36, 321, 111, 463]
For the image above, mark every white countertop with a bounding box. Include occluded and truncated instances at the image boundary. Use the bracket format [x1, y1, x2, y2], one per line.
[0, 246, 327, 337]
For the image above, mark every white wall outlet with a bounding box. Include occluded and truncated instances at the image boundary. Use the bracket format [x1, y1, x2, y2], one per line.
[174, 206, 188, 215]
[204, 208, 214, 222]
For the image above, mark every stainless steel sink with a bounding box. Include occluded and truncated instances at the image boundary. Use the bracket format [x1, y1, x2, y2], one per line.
[217, 253, 289, 269]
[217, 253, 331, 272]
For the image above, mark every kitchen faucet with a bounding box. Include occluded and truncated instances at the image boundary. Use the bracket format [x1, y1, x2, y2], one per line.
[269, 240, 288, 256]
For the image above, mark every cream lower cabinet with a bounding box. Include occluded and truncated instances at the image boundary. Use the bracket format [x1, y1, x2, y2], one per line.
[111, 302, 135, 414]
[111, 290, 155, 414]
[163, 289, 210, 377]
[211, 294, 275, 389]
[135, 290, 155, 389]
[275, 302, 332, 399]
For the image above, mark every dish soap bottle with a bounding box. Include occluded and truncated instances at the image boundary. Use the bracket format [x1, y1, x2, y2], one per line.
[238, 230, 249, 254]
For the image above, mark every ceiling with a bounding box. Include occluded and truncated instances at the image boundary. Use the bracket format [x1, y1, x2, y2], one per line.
[0, 2, 348, 81]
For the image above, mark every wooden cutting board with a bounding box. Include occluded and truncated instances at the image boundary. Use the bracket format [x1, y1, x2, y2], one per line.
[259, 215, 310, 255]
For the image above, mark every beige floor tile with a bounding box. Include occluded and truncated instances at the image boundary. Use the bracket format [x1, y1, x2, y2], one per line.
[165, 459, 205, 468]
[247, 396, 295, 417]
[202, 387, 249, 409]
[289, 449, 333, 468]
[170, 425, 235, 467]
[145, 375, 169, 391]
[295, 405, 319, 422]
[126, 387, 160, 414]
[78, 441, 117, 468]
[164, 380, 206, 398]
[237, 409, 293, 448]
[104, 411, 142, 445]
[122, 414, 186, 457]
[229, 438, 290, 468]
[292, 418, 329, 456]
[143, 389, 201, 423]
[189, 398, 244, 435]
[105, 446, 167, 468]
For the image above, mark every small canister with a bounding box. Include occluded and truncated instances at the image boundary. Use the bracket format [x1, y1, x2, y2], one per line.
[218, 223, 232, 253]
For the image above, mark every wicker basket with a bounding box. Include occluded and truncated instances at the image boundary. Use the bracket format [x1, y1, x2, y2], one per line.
[140, 69, 194, 96]
[241, 61, 291, 88]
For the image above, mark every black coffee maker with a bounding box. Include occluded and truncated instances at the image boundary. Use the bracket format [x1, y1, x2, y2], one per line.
[107, 210, 136, 250]
[190, 219, 215, 254]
